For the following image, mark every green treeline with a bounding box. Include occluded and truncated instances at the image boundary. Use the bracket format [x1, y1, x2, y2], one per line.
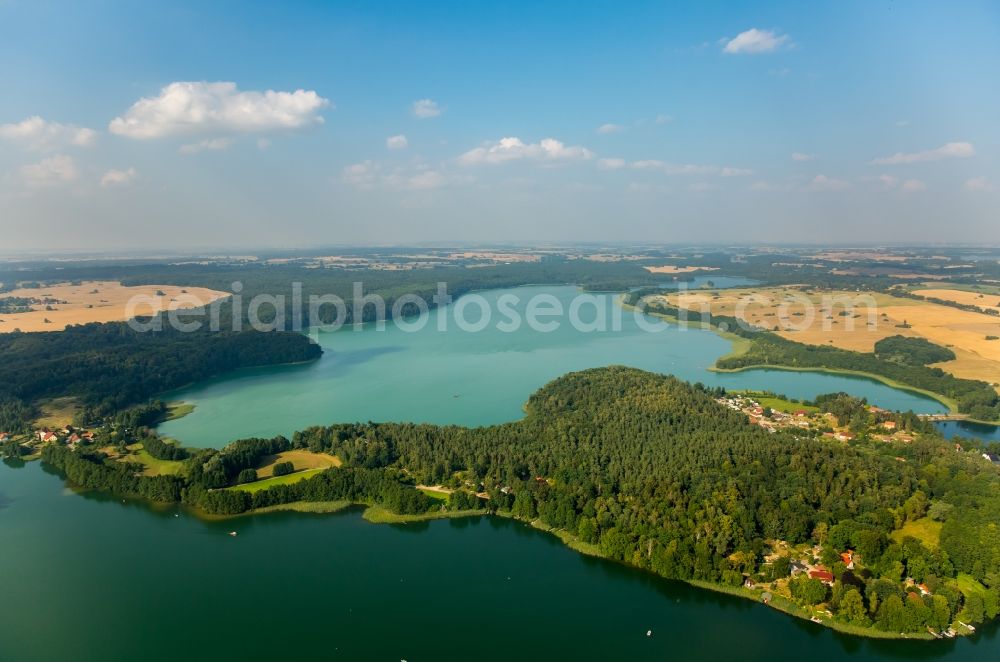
[39, 367, 1000, 632]
[630, 295, 1000, 422]
[0, 323, 322, 430]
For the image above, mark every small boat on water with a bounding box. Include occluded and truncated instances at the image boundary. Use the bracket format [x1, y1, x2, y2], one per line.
[228, 531, 238, 537]
[810, 616, 822, 623]
[646, 630, 652, 637]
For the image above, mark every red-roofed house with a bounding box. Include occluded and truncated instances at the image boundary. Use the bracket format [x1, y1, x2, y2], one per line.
[840, 550, 855, 569]
[0, 432, 10, 442]
[37, 430, 57, 443]
[809, 569, 835, 585]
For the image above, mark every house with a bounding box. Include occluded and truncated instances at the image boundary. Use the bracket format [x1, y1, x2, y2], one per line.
[790, 561, 808, 576]
[67, 433, 82, 446]
[840, 550, 855, 569]
[37, 429, 57, 443]
[982, 453, 1000, 464]
[882, 421, 897, 431]
[918, 583, 931, 596]
[0, 432, 10, 442]
[794, 410, 808, 417]
[835, 432, 855, 442]
[809, 568, 835, 585]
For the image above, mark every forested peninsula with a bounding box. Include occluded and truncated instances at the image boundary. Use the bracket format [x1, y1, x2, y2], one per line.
[38, 367, 1000, 640]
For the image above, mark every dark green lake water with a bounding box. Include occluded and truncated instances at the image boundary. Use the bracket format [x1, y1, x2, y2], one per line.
[1, 460, 997, 662]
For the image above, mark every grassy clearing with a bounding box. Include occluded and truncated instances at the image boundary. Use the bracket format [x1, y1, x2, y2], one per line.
[229, 468, 325, 492]
[247, 500, 352, 515]
[891, 517, 943, 548]
[735, 391, 818, 414]
[361, 505, 485, 524]
[162, 402, 195, 422]
[418, 487, 451, 501]
[35, 397, 79, 429]
[120, 443, 185, 477]
[255, 450, 341, 478]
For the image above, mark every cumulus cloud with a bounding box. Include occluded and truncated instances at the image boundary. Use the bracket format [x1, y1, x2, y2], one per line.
[964, 176, 993, 191]
[0, 116, 97, 150]
[342, 161, 380, 190]
[178, 137, 233, 154]
[386, 134, 408, 150]
[808, 174, 850, 191]
[100, 167, 138, 187]
[108, 82, 330, 139]
[458, 137, 594, 166]
[18, 154, 78, 187]
[597, 158, 626, 170]
[722, 28, 791, 54]
[791, 152, 815, 161]
[411, 99, 442, 119]
[596, 123, 624, 134]
[871, 141, 974, 165]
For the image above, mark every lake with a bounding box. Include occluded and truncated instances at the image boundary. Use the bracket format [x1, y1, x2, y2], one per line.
[159, 286, 946, 447]
[0, 460, 997, 662]
[4, 284, 984, 662]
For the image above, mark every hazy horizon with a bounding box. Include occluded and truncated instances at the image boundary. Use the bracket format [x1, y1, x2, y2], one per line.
[1, 0, 998, 250]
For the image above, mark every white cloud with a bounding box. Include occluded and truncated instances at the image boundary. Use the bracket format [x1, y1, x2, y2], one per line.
[342, 161, 379, 190]
[655, 114, 673, 124]
[722, 28, 791, 54]
[964, 176, 993, 191]
[18, 154, 78, 187]
[627, 160, 751, 176]
[791, 152, 815, 161]
[458, 137, 594, 166]
[878, 174, 898, 189]
[808, 174, 850, 191]
[596, 123, 624, 134]
[386, 134, 408, 150]
[871, 141, 974, 165]
[100, 167, 137, 187]
[109, 82, 330, 139]
[343, 160, 465, 192]
[178, 137, 233, 154]
[901, 179, 925, 192]
[412, 99, 442, 119]
[630, 159, 665, 170]
[597, 158, 626, 170]
[0, 116, 97, 150]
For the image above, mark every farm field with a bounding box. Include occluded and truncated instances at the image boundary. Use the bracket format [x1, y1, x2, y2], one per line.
[0, 280, 229, 333]
[662, 286, 1000, 390]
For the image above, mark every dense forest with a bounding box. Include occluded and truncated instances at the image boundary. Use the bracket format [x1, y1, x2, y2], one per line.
[0, 323, 321, 430]
[627, 294, 1000, 422]
[40, 367, 1000, 634]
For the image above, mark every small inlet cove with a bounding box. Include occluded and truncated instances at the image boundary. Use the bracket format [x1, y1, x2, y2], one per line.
[8, 285, 998, 662]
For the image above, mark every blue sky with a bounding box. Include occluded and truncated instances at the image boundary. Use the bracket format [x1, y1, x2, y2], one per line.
[1, 0, 998, 250]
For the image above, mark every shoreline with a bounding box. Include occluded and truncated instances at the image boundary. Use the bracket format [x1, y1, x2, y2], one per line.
[621, 297, 1000, 423]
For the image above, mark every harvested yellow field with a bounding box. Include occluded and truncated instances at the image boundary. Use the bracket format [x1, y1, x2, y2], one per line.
[662, 286, 1000, 388]
[255, 450, 341, 478]
[913, 288, 1000, 315]
[0, 281, 229, 333]
[644, 265, 719, 274]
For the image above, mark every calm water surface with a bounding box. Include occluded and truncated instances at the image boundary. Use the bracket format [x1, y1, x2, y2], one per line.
[159, 286, 946, 447]
[0, 461, 996, 662]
